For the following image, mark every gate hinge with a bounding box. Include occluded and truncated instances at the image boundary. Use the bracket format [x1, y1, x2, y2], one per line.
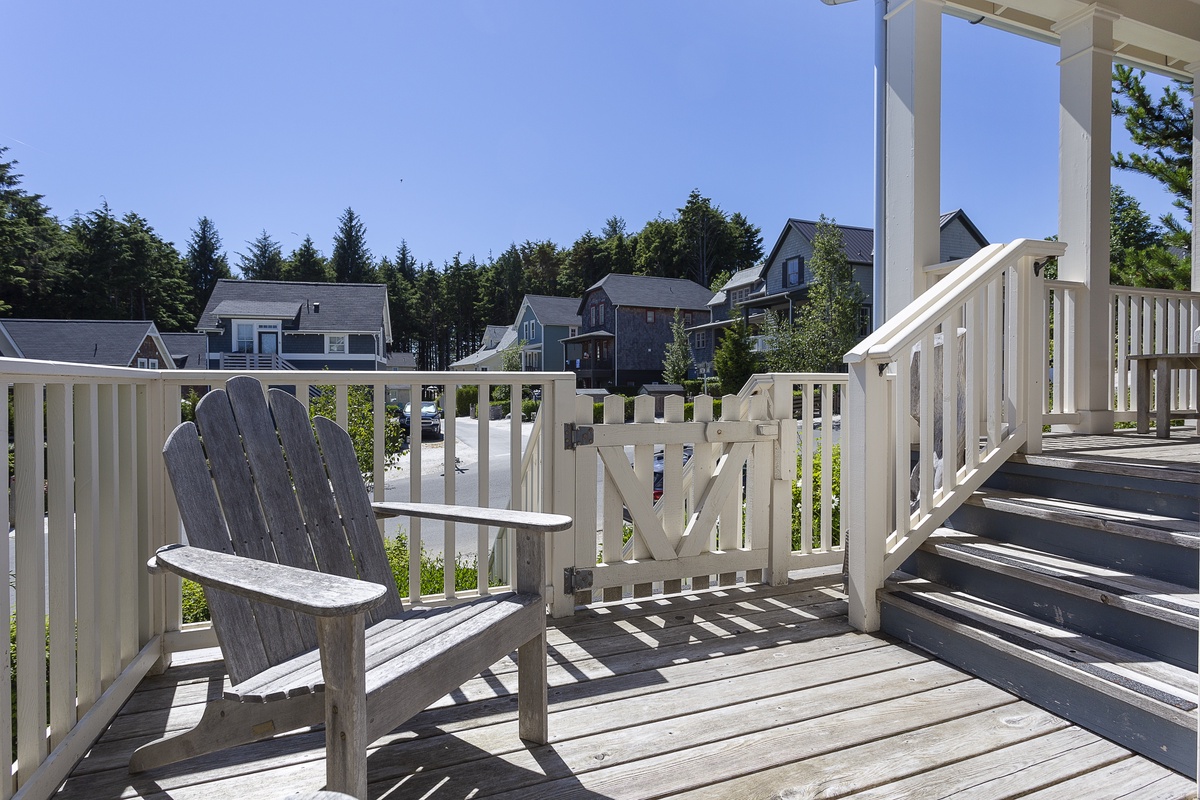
[564, 422, 594, 450]
[564, 566, 594, 594]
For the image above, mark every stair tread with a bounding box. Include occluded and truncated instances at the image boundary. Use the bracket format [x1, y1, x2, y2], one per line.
[923, 530, 1200, 626]
[883, 576, 1199, 724]
[967, 488, 1200, 547]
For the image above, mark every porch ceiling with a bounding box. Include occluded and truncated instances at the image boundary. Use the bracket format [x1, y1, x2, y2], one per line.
[944, 0, 1200, 78]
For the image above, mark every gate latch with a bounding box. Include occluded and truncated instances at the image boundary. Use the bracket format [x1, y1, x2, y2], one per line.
[564, 422, 594, 450]
[564, 567, 594, 594]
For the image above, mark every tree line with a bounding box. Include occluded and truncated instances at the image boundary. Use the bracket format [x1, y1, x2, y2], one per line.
[0, 157, 763, 371]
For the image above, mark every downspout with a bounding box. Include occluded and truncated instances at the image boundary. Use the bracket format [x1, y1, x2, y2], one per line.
[873, 0, 887, 330]
[613, 305, 619, 387]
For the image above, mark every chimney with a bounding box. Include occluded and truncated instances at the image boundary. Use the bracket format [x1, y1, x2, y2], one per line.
[313, 302, 320, 314]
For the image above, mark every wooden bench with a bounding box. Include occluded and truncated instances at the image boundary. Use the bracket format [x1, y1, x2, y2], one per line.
[133, 377, 571, 798]
[1129, 353, 1200, 439]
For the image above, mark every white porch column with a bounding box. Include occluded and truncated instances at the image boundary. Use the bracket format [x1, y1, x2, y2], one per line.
[1054, 7, 1118, 433]
[883, 0, 943, 318]
[1190, 62, 1199, 293]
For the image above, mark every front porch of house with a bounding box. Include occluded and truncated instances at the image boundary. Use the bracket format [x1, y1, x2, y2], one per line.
[56, 569, 1197, 800]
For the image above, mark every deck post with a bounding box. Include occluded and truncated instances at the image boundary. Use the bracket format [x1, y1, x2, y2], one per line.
[768, 376, 796, 585]
[1190, 62, 1199, 293]
[547, 375, 578, 618]
[846, 361, 887, 632]
[1053, 7, 1117, 433]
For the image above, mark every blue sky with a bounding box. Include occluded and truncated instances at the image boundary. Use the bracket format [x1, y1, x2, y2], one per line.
[3, 1, 1180, 272]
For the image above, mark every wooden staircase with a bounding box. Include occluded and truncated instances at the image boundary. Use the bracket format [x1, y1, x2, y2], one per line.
[880, 453, 1199, 778]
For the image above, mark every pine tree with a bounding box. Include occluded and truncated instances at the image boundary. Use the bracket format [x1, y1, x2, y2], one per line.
[662, 309, 693, 384]
[185, 217, 231, 319]
[796, 216, 866, 372]
[331, 207, 375, 283]
[1111, 66, 1193, 241]
[284, 235, 331, 282]
[713, 318, 758, 396]
[0, 149, 67, 316]
[238, 229, 285, 281]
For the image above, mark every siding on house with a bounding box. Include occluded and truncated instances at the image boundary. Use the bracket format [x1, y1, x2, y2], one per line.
[349, 334, 376, 355]
[285, 333, 324, 354]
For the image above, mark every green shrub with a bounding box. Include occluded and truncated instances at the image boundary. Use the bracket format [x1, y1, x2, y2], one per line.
[792, 444, 841, 551]
[521, 399, 540, 420]
[682, 398, 722, 422]
[9, 615, 50, 755]
[182, 579, 210, 623]
[456, 385, 478, 417]
[310, 384, 405, 483]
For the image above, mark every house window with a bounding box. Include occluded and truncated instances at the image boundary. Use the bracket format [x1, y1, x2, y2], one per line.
[685, 313, 692, 326]
[327, 335, 347, 354]
[646, 310, 655, 324]
[785, 258, 802, 287]
[236, 323, 254, 353]
[730, 288, 749, 306]
[696, 331, 708, 349]
[137, 358, 148, 369]
[148, 358, 158, 369]
[569, 326, 578, 337]
[590, 306, 596, 326]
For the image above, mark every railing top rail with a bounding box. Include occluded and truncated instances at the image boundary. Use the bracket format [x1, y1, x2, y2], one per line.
[1044, 278, 1086, 289]
[1108, 285, 1200, 300]
[160, 369, 577, 384]
[0, 355, 155, 381]
[846, 239, 1066, 364]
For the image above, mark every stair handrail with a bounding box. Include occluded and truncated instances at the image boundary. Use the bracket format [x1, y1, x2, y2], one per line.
[843, 237, 1066, 633]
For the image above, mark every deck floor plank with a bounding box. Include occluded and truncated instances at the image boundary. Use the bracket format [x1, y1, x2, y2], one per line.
[53, 575, 1196, 800]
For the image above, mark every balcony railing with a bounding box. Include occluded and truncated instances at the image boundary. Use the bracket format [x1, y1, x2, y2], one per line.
[217, 352, 295, 370]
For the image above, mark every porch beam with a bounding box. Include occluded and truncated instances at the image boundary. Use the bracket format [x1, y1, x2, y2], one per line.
[883, 0, 943, 317]
[1054, 6, 1118, 433]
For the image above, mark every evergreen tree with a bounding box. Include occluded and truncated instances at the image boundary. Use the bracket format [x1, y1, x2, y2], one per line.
[331, 207, 375, 283]
[662, 309, 693, 384]
[381, 241, 417, 351]
[678, 190, 734, 288]
[185, 217, 231, 319]
[560, 230, 605, 298]
[0, 149, 68, 316]
[519, 239, 563, 296]
[238, 229, 285, 281]
[633, 216, 681, 278]
[761, 310, 805, 373]
[713, 317, 758, 396]
[284, 235, 331, 282]
[1111, 66, 1192, 242]
[796, 216, 866, 372]
[1109, 185, 1189, 289]
[728, 212, 764, 273]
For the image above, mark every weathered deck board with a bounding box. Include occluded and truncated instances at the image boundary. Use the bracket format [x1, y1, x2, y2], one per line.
[54, 576, 1195, 800]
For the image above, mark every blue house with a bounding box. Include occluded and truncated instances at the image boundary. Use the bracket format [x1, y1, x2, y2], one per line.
[513, 295, 581, 372]
[197, 280, 392, 371]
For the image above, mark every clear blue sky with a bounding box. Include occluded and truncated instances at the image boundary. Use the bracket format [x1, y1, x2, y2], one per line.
[3, 1, 1181, 273]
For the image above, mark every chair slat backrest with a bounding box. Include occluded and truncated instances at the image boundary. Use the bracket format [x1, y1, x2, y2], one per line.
[162, 376, 404, 685]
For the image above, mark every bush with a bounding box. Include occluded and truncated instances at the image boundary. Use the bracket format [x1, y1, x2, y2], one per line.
[682, 398, 722, 422]
[455, 385, 478, 418]
[182, 579, 209, 623]
[310, 384, 405, 483]
[792, 444, 841, 551]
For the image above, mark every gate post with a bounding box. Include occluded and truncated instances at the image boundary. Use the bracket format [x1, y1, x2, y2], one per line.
[546, 374, 578, 618]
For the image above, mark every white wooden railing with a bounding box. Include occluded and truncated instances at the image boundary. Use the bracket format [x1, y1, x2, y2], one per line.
[1109, 286, 1200, 421]
[843, 239, 1066, 632]
[1043, 279, 1083, 423]
[0, 359, 576, 799]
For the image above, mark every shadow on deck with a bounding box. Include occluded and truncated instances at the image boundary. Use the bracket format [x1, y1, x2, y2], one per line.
[55, 573, 1195, 800]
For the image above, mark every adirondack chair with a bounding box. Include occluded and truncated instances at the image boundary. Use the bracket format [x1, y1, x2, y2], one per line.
[131, 376, 571, 798]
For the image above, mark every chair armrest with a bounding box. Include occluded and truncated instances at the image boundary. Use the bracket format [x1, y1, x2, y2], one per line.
[372, 501, 572, 533]
[149, 544, 388, 617]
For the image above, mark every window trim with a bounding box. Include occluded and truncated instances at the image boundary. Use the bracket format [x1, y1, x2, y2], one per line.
[646, 310, 655, 324]
[327, 334, 348, 354]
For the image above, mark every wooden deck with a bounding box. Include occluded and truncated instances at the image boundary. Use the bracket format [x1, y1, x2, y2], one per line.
[1035, 428, 1200, 477]
[55, 575, 1196, 800]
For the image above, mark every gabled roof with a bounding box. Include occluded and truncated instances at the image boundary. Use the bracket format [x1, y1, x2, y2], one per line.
[938, 209, 989, 249]
[710, 264, 766, 307]
[159, 332, 208, 369]
[450, 325, 518, 368]
[386, 351, 417, 369]
[521, 295, 582, 327]
[198, 280, 391, 340]
[0, 319, 169, 367]
[579, 274, 712, 315]
[763, 219, 875, 270]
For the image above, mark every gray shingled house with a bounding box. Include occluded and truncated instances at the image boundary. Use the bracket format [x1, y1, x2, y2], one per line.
[197, 280, 392, 371]
[689, 210, 990, 369]
[0, 319, 174, 368]
[563, 274, 712, 389]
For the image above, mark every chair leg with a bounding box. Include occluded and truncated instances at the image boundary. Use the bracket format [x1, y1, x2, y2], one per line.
[317, 614, 369, 799]
[516, 630, 548, 744]
[129, 693, 322, 773]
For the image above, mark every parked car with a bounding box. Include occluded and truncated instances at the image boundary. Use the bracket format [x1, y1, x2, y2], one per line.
[401, 400, 442, 437]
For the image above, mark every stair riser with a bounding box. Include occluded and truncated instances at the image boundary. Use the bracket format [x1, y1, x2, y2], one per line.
[913, 550, 1198, 671]
[880, 599, 1198, 779]
[947, 503, 1199, 589]
[985, 462, 1199, 522]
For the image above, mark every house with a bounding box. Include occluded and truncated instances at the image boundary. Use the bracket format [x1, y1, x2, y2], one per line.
[158, 332, 208, 370]
[0, 319, 174, 368]
[563, 274, 712, 388]
[687, 264, 767, 377]
[450, 324, 518, 371]
[197, 280, 392, 371]
[742, 210, 988, 328]
[513, 295, 581, 371]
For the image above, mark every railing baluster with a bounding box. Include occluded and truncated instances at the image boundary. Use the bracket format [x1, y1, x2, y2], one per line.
[893, 353, 911, 543]
[73, 384, 101, 716]
[443, 384, 457, 600]
[97, 384, 120, 688]
[407, 381, 422, 603]
[14, 381, 47, 782]
[801, 382, 815, 555]
[46, 383, 77, 748]
[601, 395, 625, 601]
[819, 383, 833, 550]
[118, 384, 139, 667]
[477, 382, 490, 594]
